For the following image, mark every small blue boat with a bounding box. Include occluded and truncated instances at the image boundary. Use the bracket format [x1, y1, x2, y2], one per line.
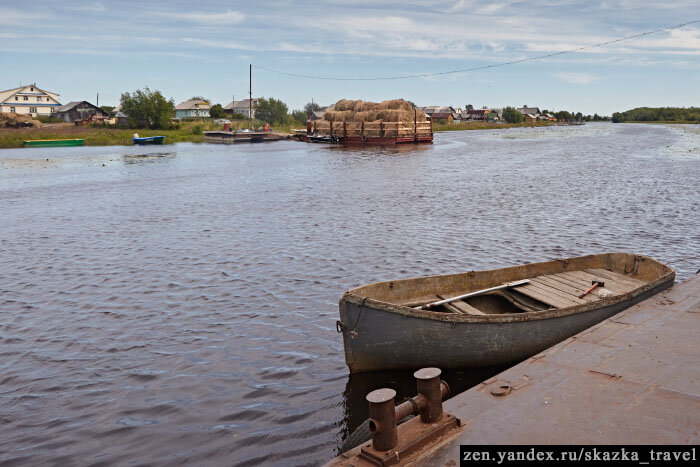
[132, 135, 165, 145]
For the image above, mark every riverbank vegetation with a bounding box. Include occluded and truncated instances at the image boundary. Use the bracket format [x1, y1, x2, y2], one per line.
[612, 107, 700, 123]
[0, 119, 299, 148]
[433, 121, 558, 132]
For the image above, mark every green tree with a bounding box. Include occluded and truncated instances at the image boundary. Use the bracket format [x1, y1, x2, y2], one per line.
[303, 101, 321, 114]
[554, 110, 574, 121]
[465, 104, 474, 111]
[254, 97, 290, 124]
[209, 103, 226, 119]
[291, 109, 308, 124]
[119, 87, 175, 129]
[100, 105, 115, 117]
[502, 106, 523, 124]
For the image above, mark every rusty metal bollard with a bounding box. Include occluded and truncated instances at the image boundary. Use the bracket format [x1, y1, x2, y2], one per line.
[366, 368, 450, 452]
[366, 388, 398, 451]
[415, 367, 444, 423]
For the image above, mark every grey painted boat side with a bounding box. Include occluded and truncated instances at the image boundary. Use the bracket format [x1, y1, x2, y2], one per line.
[338, 253, 674, 373]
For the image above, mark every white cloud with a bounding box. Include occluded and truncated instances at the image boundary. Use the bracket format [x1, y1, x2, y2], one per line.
[554, 72, 598, 84]
[182, 37, 249, 50]
[66, 2, 106, 12]
[164, 9, 245, 24]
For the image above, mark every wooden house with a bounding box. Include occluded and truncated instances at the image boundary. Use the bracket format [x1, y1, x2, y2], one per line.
[55, 101, 109, 123]
[0, 84, 61, 117]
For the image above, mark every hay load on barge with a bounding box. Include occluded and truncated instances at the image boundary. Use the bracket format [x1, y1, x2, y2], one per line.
[306, 99, 433, 145]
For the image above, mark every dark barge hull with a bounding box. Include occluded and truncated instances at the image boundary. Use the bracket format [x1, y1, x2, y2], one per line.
[339, 135, 433, 145]
[338, 253, 674, 373]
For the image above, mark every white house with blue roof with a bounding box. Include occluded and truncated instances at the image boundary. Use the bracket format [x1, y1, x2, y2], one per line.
[0, 84, 62, 117]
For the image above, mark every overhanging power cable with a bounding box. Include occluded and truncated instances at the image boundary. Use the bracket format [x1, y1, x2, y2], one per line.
[252, 19, 700, 81]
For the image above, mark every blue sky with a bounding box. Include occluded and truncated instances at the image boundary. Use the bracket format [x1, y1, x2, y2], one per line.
[2, 0, 699, 115]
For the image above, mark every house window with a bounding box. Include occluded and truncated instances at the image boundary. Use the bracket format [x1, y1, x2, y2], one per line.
[15, 96, 18, 101]
[50, 108, 56, 113]
[29, 107, 37, 113]
[10, 106, 15, 112]
[30, 87, 34, 91]
[46, 97, 50, 102]
[37, 97, 42, 102]
[24, 96, 28, 101]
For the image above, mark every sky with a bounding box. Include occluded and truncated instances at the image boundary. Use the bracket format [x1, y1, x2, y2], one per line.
[2, 0, 699, 115]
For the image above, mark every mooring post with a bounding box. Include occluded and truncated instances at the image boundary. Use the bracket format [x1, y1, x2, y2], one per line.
[365, 368, 450, 452]
[367, 388, 398, 451]
[415, 367, 444, 422]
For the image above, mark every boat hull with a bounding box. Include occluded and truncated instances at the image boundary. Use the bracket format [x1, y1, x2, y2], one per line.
[22, 139, 85, 147]
[338, 253, 674, 373]
[132, 136, 165, 145]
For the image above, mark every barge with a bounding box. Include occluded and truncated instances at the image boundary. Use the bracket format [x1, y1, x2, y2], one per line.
[203, 131, 286, 144]
[307, 109, 433, 146]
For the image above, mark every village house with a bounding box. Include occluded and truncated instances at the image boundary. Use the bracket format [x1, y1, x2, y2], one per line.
[54, 101, 110, 124]
[517, 106, 541, 117]
[223, 99, 259, 119]
[175, 98, 211, 118]
[308, 104, 335, 121]
[422, 106, 458, 123]
[465, 109, 491, 121]
[0, 84, 61, 117]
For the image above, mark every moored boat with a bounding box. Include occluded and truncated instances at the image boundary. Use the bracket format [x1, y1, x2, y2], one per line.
[132, 135, 165, 145]
[22, 139, 84, 147]
[337, 253, 674, 373]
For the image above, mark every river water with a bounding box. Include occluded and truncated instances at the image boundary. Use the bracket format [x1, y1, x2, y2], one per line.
[1, 123, 698, 465]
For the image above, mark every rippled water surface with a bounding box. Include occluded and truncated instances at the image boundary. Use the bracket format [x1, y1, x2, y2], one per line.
[1, 123, 698, 465]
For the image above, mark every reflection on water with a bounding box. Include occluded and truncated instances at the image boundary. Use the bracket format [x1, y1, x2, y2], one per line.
[122, 152, 177, 164]
[0, 124, 698, 466]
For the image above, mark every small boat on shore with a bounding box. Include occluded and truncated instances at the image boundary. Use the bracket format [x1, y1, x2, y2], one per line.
[337, 253, 674, 373]
[22, 139, 84, 147]
[132, 135, 165, 145]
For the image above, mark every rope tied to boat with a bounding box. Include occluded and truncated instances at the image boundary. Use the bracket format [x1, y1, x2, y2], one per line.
[336, 297, 367, 338]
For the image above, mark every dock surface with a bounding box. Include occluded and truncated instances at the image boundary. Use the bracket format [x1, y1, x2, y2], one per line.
[413, 274, 699, 463]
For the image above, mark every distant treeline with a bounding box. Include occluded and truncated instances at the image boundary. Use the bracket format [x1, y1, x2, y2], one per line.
[612, 107, 700, 123]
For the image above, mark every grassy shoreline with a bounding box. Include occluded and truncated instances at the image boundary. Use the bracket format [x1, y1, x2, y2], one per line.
[0, 120, 299, 149]
[617, 121, 699, 125]
[432, 121, 561, 132]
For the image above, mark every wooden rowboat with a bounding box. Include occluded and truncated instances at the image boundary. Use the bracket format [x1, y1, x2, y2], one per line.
[337, 253, 674, 373]
[132, 136, 165, 145]
[22, 139, 84, 147]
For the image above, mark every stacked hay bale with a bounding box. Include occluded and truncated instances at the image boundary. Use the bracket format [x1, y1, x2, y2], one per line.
[323, 99, 426, 123]
[0, 112, 42, 128]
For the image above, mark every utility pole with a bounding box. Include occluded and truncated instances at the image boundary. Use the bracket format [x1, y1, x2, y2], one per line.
[96, 92, 99, 107]
[249, 64, 252, 130]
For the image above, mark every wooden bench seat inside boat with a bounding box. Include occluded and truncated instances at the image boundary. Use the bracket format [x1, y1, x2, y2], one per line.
[429, 268, 644, 315]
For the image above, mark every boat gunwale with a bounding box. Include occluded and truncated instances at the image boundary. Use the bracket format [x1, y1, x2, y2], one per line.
[22, 139, 85, 143]
[340, 253, 675, 324]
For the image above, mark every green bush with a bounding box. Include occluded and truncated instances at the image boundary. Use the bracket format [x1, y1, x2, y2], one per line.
[120, 87, 175, 130]
[209, 104, 226, 119]
[502, 107, 523, 124]
[36, 116, 64, 124]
